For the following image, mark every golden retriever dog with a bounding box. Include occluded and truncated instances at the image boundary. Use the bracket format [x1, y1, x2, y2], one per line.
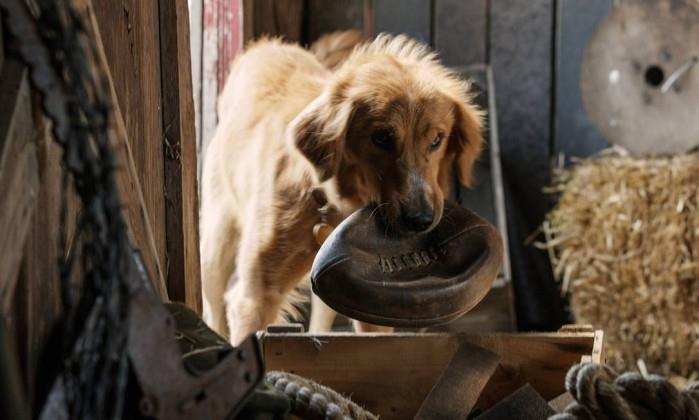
[200, 31, 483, 345]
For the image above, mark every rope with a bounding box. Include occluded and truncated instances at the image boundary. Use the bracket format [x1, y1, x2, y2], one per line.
[550, 363, 699, 420]
[266, 371, 378, 420]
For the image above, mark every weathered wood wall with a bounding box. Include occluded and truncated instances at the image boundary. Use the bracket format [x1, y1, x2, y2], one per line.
[1, 0, 202, 412]
[198, 0, 241, 176]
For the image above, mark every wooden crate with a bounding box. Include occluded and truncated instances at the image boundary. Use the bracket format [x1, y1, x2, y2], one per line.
[260, 326, 604, 419]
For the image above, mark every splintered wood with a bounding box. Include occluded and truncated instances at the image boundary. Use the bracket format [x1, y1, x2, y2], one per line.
[541, 149, 699, 384]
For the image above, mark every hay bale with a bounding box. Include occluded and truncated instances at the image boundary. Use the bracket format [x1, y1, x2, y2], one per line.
[542, 149, 699, 382]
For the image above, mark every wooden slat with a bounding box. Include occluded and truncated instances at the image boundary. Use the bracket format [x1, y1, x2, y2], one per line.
[80, 0, 169, 298]
[0, 60, 37, 317]
[92, 0, 168, 287]
[434, 0, 488, 66]
[262, 331, 596, 419]
[415, 343, 500, 419]
[592, 329, 605, 364]
[305, 0, 365, 43]
[489, 0, 553, 230]
[548, 391, 574, 413]
[554, 0, 611, 163]
[0, 17, 5, 72]
[373, 0, 431, 43]
[159, 0, 202, 313]
[489, 0, 569, 330]
[188, 0, 203, 157]
[200, 0, 241, 170]
[14, 113, 67, 413]
[479, 384, 555, 419]
[241, 0, 304, 43]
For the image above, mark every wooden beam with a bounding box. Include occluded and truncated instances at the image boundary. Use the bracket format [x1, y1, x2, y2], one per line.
[14, 116, 66, 413]
[489, 0, 554, 229]
[76, 0, 169, 299]
[490, 0, 569, 330]
[92, 0, 169, 286]
[373, 0, 431, 44]
[0, 60, 38, 317]
[242, 0, 304, 44]
[305, 0, 365, 44]
[201, 0, 241, 170]
[415, 343, 500, 419]
[159, 0, 202, 313]
[0, 17, 5, 72]
[434, 0, 488, 66]
[188, 0, 203, 175]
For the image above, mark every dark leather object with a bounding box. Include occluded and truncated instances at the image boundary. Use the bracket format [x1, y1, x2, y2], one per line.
[311, 201, 504, 327]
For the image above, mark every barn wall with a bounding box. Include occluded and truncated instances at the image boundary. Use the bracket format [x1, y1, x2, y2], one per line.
[1, 1, 202, 412]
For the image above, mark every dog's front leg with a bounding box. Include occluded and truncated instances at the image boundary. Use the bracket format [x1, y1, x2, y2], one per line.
[223, 227, 293, 345]
[309, 292, 337, 332]
[224, 278, 282, 346]
[352, 320, 394, 333]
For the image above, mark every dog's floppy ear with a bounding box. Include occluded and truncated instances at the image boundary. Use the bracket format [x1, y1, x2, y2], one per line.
[288, 93, 354, 182]
[450, 100, 484, 187]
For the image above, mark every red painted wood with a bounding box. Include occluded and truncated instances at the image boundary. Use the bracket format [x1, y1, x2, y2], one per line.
[203, 0, 241, 93]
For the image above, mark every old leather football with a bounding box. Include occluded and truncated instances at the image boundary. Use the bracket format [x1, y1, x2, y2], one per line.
[310, 201, 504, 327]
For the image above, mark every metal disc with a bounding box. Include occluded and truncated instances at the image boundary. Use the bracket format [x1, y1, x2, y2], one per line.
[581, 0, 699, 155]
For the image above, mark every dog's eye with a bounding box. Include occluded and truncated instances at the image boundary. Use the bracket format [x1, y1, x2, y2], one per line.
[430, 133, 445, 150]
[371, 129, 395, 151]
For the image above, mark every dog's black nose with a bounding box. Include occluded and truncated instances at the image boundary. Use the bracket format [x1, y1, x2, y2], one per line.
[403, 210, 434, 232]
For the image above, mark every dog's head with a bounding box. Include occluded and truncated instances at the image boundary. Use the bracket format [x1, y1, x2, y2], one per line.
[289, 35, 483, 234]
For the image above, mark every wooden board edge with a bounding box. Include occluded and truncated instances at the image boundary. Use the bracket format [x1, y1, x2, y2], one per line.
[159, 0, 202, 312]
[591, 329, 605, 364]
[80, 1, 169, 299]
[0, 61, 38, 317]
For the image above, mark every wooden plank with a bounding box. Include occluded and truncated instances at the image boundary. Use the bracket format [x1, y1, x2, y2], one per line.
[159, 0, 202, 313]
[305, 0, 365, 43]
[554, 0, 611, 163]
[490, 0, 554, 225]
[434, 0, 487, 66]
[373, 0, 431, 43]
[1, 17, 4, 72]
[13, 114, 67, 412]
[188, 0, 203, 168]
[478, 384, 555, 420]
[548, 392, 574, 413]
[92, 0, 168, 285]
[415, 343, 500, 419]
[489, 0, 568, 331]
[0, 60, 37, 317]
[241, 0, 304, 43]
[0, 322, 29, 420]
[80, 0, 169, 298]
[201, 0, 241, 171]
[592, 329, 605, 364]
[262, 331, 596, 419]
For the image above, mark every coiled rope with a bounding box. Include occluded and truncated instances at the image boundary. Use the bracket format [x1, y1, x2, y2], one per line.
[266, 371, 378, 420]
[550, 363, 699, 420]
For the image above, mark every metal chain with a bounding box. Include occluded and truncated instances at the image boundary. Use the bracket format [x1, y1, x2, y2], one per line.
[0, 0, 137, 418]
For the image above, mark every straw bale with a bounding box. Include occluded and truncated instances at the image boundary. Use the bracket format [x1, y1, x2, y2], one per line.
[542, 149, 699, 381]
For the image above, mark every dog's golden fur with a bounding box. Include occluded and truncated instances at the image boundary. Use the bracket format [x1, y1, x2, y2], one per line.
[200, 32, 483, 344]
